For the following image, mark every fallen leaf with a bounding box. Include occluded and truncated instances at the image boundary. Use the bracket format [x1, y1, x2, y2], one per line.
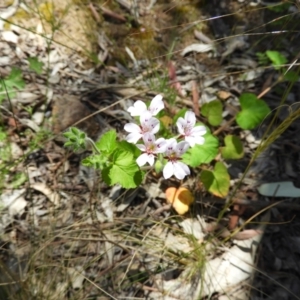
[160, 115, 173, 128]
[0, 189, 27, 216]
[67, 267, 85, 290]
[217, 90, 231, 101]
[31, 182, 60, 206]
[181, 43, 214, 56]
[166, 187, 194, 215]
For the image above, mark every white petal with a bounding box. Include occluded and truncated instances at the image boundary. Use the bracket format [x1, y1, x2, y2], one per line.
[175, 141, 190, 156]
[164, 138, 177, 155]
[149, 94, 164, 115]
[127, 100, 147, 116]
[136, 153, 155, 166]
[163, 161, 174, 179]
[136, 144, 146, 151]
[142, 132, 155, 146]
[185, 111, 196, 126]
[126, 132, 142, 144]
[150, 119, 160, 134]
[176, 117, 186, 135]
[147, 154, 155, 166]
[140, 111, 153, 124]
[189, 135, 205, 146]
[154, 138, 168, 153]
[136, 153, 149, 167]
[124, 123, 140, 133]
[173, 162, 190, 180]
[185, 136, 196, 147]
[191, 125, 206, 136]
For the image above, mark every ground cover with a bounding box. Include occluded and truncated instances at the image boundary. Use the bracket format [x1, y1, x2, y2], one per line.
[1, 0, 300, 299]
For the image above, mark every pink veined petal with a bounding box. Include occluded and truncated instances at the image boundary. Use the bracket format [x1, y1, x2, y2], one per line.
[136, 153, 150, 167]
[142, 132, 155, 145]
[149, 94, 164, 115]
[163, 161, 174, 179]
[127, 100, 147, 116]
[126, 132, 142, 144]
[184, 111, 196, 127]
[140, 111, 153, 124]
[154, 138, 168, 153]
[176, 117, 186, 135]
[140, 114, 160, 134]
[124, 123, 141, 133]
[173, 161, 190, 180]
[164, 138, 177, 156]
[149, 120, 160, 134]
[191, 125, 206, 136]
[175, 141, 190, 156]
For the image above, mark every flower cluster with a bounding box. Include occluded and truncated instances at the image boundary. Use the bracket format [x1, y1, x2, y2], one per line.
[124, 95, 207, 180]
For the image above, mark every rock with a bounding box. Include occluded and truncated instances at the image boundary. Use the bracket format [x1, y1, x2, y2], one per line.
[52, 94, 102, 140]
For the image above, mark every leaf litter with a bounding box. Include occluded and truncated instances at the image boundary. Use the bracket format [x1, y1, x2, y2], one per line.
[1, 0, 300, 299]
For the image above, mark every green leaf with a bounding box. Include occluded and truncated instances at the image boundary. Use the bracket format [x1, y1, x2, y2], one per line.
[82, 154, 109, 169]
[104, 149, 143, 188]
[236, 93, 270, 130]
[96, 130, 117, 153]
[28, 57, 44, 74]
[0, 128, 7, 141]
[284, 70, 299, 83]
[6, 68, 25, 90]
[11, 172, 27, 188]
[200, 162, 230, 197]
[182, 133, 219, 167]
[221, 135, 244, 159]
[256, 52, 269, 66]
[201, 100, 223, 126]
[266, 50, 287, 70]
[267, 2, 291, 13]
[63, 127, 87, 152]
[0, 68, 25, 101]
[118, 140, 141, 158]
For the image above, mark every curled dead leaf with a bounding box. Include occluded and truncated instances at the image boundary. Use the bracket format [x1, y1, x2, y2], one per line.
[165, 187, 194, 215]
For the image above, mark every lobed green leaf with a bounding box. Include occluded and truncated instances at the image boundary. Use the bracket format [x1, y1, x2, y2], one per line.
[221, 135, 244, 159]
[200, 162, 230, 197]
[236, 93, 270, 130]
[182, 133, 219, 167]
[201, 100, 223, 126]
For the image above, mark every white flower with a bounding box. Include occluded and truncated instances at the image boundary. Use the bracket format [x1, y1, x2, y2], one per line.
[163, 139, 190, 180]
[176, 111, 206, 147]
[124, 112, 160, 144]
[127, 94, 164, 117]
[136, 133, 167, 167]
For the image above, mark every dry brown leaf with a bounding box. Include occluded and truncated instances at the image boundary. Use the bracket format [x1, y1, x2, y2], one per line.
[217, 90, 231, 101]
[30, 183, 60, 206]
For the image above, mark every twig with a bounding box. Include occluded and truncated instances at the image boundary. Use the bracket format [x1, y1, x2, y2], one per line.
[99, 6, 126, 22]
[191, 80, 199, 116]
